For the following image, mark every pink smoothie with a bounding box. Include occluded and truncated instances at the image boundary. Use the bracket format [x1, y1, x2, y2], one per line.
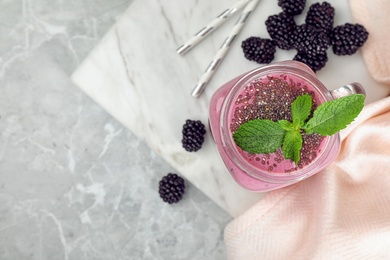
[229, 73, 327, 174]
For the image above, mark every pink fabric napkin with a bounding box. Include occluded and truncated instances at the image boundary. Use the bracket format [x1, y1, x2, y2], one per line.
[349, 0, 390, 84]
[224, 1, 390, 258]
[224, 97, 390, 259]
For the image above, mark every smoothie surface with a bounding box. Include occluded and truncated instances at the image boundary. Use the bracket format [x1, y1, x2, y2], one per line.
[229, 73, 326, 174]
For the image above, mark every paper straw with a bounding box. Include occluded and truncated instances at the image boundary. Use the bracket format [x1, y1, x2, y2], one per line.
[176, 0, 252, 55]
[191, 0, 260, 98]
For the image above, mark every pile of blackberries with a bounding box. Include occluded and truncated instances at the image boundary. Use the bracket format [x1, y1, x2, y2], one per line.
[241, 0, 369, 72]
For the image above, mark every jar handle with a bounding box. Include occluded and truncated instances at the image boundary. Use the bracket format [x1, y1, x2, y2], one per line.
[330, 82, 366, 99]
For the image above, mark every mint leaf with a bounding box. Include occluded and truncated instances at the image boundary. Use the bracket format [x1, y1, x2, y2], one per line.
[303, 94, 365, 135]
[292, 94, 312, 127]
[278, 120, 294, 131]
[282, 130, 303, 164]
[233, 119, 286, 154]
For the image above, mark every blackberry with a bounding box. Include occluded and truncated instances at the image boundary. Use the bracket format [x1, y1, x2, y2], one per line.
[305, 2, 335, 32]
[265, 12, 297, 50]
[158, 173, 185, 204]
[182, 119, 206, 152]
[293, 51, 328, 72]
[330, 23, 369, 55]
[241, 37, 276, 64]
[292, 24, 330, 56]
[278, 0, 306, 16]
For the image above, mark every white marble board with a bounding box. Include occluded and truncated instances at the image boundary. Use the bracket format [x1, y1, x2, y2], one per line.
[71, 0, 390, 217]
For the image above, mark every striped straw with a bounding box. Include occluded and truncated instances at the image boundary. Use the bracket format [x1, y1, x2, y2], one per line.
[191, 0, 260, 98]
[176, 0, 252, 55]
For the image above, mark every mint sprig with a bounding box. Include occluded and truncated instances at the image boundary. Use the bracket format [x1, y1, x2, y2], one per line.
[233, 93, 365, 164]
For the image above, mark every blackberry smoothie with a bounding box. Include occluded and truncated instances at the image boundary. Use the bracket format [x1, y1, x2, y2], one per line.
[229, 74, 326, 174]
[210, 61, 365, 191]
[208, 61, 359, 191]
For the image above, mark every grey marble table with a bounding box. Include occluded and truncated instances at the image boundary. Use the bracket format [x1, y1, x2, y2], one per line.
[0, 1, 231, 259]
